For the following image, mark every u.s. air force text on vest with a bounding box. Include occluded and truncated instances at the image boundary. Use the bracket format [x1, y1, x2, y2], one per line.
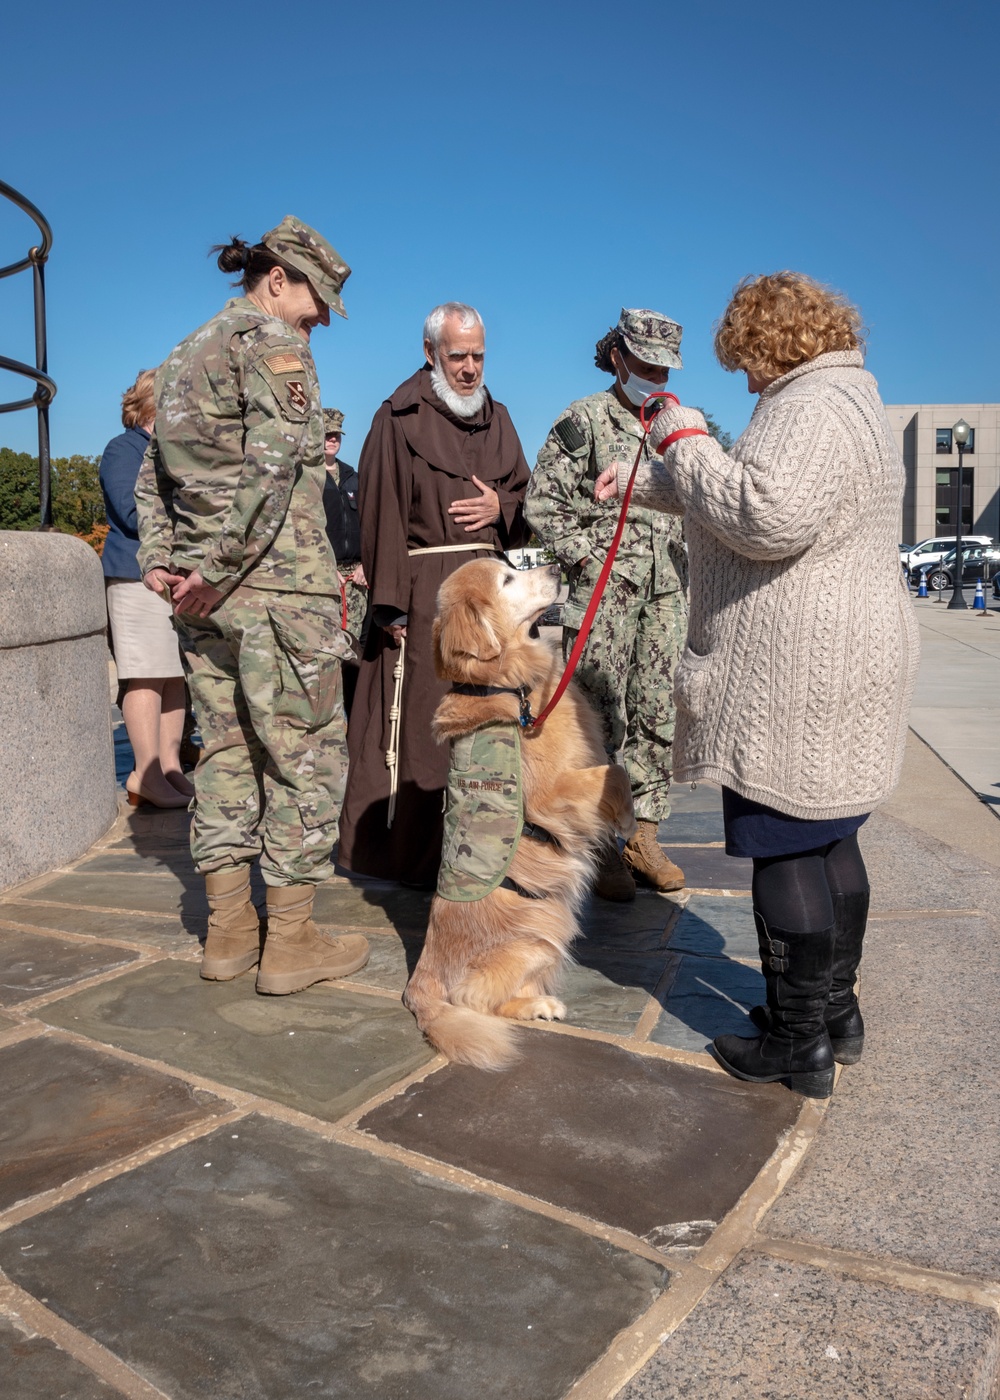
[436, 723, 525, 902]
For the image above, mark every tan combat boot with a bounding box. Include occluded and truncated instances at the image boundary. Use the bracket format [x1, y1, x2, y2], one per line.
[593, 840, 636, 902]
[623, 820, 686, 892]
[201, 867, 262, 981]
[256, 885, 370, 995]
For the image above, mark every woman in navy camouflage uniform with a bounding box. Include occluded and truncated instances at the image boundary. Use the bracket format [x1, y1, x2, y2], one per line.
[525, 309, 689, 902]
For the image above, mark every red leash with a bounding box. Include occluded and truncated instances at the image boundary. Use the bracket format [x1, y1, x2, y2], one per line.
[340, 578, 349, 632]
[531, 392, 688, 728]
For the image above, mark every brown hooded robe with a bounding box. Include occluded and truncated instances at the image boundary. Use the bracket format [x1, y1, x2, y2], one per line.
[337, 367, 530, 885]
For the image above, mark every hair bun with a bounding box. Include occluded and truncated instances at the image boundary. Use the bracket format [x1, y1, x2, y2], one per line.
[214, 237, 250, 274]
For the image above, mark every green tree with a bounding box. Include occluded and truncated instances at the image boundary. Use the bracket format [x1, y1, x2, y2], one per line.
[52, 454, 105, 534]
[0, 448, 107, 533]
[0, 447, 40, 529]
[691, 407, 734, 452]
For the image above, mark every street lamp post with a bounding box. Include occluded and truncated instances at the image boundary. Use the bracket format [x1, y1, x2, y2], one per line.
[948, 418, 972, 610]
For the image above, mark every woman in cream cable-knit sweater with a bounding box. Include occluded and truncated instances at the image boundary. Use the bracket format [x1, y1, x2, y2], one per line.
[596, 273, 919, 1098]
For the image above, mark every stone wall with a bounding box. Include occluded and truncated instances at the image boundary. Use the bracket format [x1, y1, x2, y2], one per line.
[0, 531, 118, 890]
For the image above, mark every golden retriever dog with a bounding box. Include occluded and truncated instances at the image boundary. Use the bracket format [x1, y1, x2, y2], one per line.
[402, 559, 635, 1069]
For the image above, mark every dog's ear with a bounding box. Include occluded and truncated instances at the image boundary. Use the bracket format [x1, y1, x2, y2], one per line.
[435, 597, 501, 677]
[466, 607, 502, 662]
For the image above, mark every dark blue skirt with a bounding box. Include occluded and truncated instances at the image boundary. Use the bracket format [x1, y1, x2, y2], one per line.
[723, 787, 869, 860]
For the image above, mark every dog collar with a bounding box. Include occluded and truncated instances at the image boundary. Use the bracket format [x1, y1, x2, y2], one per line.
[450, 683, 535, 728]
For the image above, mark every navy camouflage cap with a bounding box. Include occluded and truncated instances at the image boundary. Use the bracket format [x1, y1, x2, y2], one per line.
[617, 308, 683, 370]
[262, 216, 351, 320]
[323, 408, 345, 436]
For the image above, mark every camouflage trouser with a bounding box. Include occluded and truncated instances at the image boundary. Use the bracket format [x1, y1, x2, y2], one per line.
[562, 571, 687, 822]
[175, 586, 352, 886]
[341, 579, 369, 648]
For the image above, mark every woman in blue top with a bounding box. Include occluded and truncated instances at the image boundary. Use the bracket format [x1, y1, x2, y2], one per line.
[100, 370, 193, 808]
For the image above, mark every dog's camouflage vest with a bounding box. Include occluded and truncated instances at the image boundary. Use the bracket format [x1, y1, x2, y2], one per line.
[436, 722, 524, 902]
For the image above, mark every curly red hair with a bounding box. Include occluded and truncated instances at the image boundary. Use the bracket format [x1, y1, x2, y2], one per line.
[714, 272, 865, 381]
[121, 369, 156, 429]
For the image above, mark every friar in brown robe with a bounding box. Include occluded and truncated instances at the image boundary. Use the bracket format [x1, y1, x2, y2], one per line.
[337, 359, 530, 886]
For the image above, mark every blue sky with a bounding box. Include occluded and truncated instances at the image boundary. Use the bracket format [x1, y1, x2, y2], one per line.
[2, 0, 997, 466]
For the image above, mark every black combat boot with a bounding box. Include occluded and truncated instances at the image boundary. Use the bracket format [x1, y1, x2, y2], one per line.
[749, 892, 868, 1065]
[714, 914, 836, 1098]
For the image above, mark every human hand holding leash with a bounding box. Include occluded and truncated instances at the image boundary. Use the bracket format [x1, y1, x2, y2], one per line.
[646, 401, 709, 454]
[594, 399, 709, 504]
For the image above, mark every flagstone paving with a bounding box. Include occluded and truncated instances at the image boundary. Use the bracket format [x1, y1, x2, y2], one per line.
[0, 1036, 228, 1211]
[0, 1312, 124, 1400]
[37, 964, 435, 1124]
[358, 1033, 799, 1248]
[1, 763, 998, 1398]
[648, 954, 766, 1052]
[0, 927, 143, 1005]
[0, 1116, 668, 1400]
[0, 901, 192, 951]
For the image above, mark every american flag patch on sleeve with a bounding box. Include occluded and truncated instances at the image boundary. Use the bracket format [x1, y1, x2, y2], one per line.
[264, 352, 304, 375]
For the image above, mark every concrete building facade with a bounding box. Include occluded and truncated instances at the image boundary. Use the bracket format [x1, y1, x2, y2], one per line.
[884, 403, 1000, 546]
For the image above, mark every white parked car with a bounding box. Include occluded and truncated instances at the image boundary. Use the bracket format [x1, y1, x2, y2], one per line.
[900, 535, 993, 571]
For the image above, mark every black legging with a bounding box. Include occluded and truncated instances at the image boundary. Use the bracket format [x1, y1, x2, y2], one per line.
[752, 832, 869, 933]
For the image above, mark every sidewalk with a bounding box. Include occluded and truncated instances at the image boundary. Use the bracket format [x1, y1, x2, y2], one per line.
[908, 593, 1000, 813]
[1, 706, 998, 1394]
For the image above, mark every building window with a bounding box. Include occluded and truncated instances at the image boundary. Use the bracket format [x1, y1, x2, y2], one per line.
[936, 426, 975, 454]
[935, 468, 974, 530]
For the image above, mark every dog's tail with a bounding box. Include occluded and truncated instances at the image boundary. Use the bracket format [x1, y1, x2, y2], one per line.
[404, 975, 519, 1071]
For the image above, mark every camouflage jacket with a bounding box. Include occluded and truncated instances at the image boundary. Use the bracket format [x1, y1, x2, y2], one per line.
[437, 723, 523, 902]
[525, 389, 686, 593]
[136, 297, 337, 596]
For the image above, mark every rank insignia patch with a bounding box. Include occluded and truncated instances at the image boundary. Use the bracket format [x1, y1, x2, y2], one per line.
[287, 381, 309, 413]
[265, 352, 304, 375]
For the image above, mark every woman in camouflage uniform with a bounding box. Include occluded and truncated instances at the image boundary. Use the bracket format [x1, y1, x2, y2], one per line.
[525, 309, 689, 901]
[136, 217, 369, 995]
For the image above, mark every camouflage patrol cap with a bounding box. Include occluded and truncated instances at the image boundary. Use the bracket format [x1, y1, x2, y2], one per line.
[617, 308, 683, 370]
[262, 216, 351, 320]
[323, 408, 345, 436]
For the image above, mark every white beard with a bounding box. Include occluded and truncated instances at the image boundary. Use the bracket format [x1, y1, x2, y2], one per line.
[430, 359, 487, 419]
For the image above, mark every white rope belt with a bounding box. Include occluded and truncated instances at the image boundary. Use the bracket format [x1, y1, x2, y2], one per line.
[385, 634, 405, 829]
[407, 543, 500, 556]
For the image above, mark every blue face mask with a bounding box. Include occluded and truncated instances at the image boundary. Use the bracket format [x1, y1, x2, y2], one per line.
[617, 361, 668, 407]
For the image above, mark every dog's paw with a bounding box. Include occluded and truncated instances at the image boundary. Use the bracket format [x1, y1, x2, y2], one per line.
[522, 996, 566, 1022]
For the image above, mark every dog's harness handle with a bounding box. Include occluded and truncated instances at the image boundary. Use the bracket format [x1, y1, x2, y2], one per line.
[531, 392, 679, 728]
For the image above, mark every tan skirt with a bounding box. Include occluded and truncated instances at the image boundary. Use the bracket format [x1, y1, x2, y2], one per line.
[105, 578, 185, 679]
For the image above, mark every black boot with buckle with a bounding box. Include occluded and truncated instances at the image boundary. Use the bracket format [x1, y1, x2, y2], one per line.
[713, 911, 836, 1098]
[749, 890, 868, 1065]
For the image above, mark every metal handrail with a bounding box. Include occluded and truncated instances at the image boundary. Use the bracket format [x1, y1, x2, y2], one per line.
[0, 179, 56, 527]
